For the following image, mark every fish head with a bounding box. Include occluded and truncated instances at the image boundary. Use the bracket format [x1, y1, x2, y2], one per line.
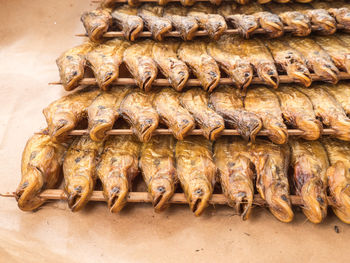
[285, 60, 312, 87]
[97, 65, 119, 91]
[230, 60, 253, 90]
[149, 177, 175, 213]
[89, 116, 115, 142]
[167, 59, 190, 91]
[198, 56, 221, 92]
[256, 61, 279, 88]
[104, 174, 129, 213]
[263, 117, 288, 145]
[137, 115, 159, 142]
[125, 17, 144, 41]
[295, 116, 322, 140]
[137, 57, 158, 92]
[50, 111, 77, 143]
[186, 178, 213, 216]
[66, 175, 94, 212]
[312, 57, 339, 84]
[236, 111, 263, 142]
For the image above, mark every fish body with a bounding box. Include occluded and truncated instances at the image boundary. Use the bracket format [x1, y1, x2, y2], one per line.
[81, 8, 112, 42]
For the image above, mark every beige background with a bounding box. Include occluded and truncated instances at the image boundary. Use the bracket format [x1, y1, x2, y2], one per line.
[0, 1, 349, 262]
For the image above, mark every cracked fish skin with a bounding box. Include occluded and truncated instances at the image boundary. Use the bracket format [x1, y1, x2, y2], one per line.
[152, 41, 189, 91]
[164, 4, 199, 41]
[81, 8, 112, 42]
[265, 39, 312, 87]
[138, 4, 172, 41]
[245, 86, 288, 145]
[111, 5, 144, 41]
[120, 89, 159, 142]
[43, 87, 99, 143]
[96, 135, 140, 213]
[289, 138, 329, 223]
[56, 42, 95, 91]
[214, 137, 254, 220]
[63, 136, 104, 212]
[207, 35, 253, 91]
[180, 88, 224, 141]
[297, 85, 350, 141]
[87, 39, 130, 90]
[123, 40, 158, 92]
[175, 136, 216, 216]
[313, 35, 350, 74]
[88, 86, 132, 142]
[187, 3, 227, 40]
[151, 88, 194, 140]
[178, 41, 220, 92]
[322, 82, 350, 116]
[209, 86, 262, 142]
[273, 85, 322, 141]
[250, 139, 294, 223]
[15, 134, 67, 211]
[285, 37, 339, 84]
[140, 136, 177, 212]
[322, 138, 350, 224]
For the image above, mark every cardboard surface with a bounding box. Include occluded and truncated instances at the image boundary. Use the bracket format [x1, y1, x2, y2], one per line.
[0, 1, 349, 262]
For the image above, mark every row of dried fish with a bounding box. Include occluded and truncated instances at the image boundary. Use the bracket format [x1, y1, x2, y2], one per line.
[44, 83, 350, 144]
[82, 2, 350, 41]
[16, 133, 350, 224]
[57, 34, 350, 92]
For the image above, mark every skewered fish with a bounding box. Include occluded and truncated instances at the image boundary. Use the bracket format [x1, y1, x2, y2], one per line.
[15, 135, 67, 211]
[120, 88, 159, 142]
[86, 39, 129, 90]
[273, 85, 322, 141]
[164, 4, 199, 41]
[322, 82, 350, 115]
[297, 85, 350, 141]
[207, 35, 253, 90]
[138, 4, 172, 41]
[209, 86, 262, 142]
[250, 139, 293, 223]
[140, 136, 177, 212]
[177, 41, 220, 92]
[111, 5, 144, 41]
[63, 136, 103, 212]
[180, 88, 224, 141]
[313, 35, 350, 73]
[175, 136, 216, 216]
[214, 137, 254, 220]
[322, 138, 350, 224]
[245, 86, 288, 145]
[265, 38, 312, 87]
[285, 37, 339, 84]
[151, 88, 194, 140]
[152, 41, 189, 91]
[289, 138, 328, 223]
[56, 42, 95, 91]
[123, 40, 158, 92]
[88, 86, 131, 142]
[96, 135, 140, 213]
[187, 3, 227, 40]
[43, 87, 99, 143]
[81, 8, 112, 42]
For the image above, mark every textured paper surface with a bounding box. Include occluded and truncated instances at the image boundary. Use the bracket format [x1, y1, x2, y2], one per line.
[0, 1, 349, 262]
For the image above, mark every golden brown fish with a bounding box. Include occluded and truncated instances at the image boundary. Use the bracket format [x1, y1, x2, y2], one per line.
[265, 39, 312, 87]
[15, 134, 67, 211]
[138, 4, 172, 41]
[273, 85, 322, 141]
[123, 40, 158, 92]
[81, 8, 112, 42]
[63, 136, 104, 212]
[111, 5, 144, 41]
[180, 88, 225, 141]
[120, 88, 159, 142]
[177, 41, 220, 92]
[285, 37, 339, 84]
[322, 137, 350, 224]
[43, 87, 99, 143]
[214, 137, 254, 220]
[209, 86, 262, 142]
[56, 42, 95, 91]
[175, 136, 216, 216]
[289, 138, 329, 223]
[338, 33, 350, 46]
[140, 136, 177, 212]
[96, 135, 140, 213]
[322, 82, 350, 115]
[297, 85, 350, 141]
[245, 86, 288, 145]
[207, 35, 253, 90]
[151, 88, 195, 140]
[86, 39, 129, 90]
[88, 86, 131, 142]
[152, 41, 189, 91]
[250, 139, 294, 223]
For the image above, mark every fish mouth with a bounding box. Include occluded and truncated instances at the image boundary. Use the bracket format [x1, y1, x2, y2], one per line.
[125, 20, 143, 41]
[208, 124, 225, 141]
[139, 118, 158, 142]
[317, 20, 337, 35]
[257, 62, 279, 88]
[66, 177, 92, 212]
[153, 23, 172, 41]
[90, 24, 109, 42]
[150, 179, 174, 213]
[140, 70, 157, 92]
[205, 75, 220, 93]
[50, 112, 76, 143]
[260, 19, 284, 38]
[289, 70, 312, 88]
[175, 118, 195, 140]
[231, 64, 253, 91]
[295, 117, 322, 140]
[237, 113, 263, 142]
[207, 18, 227, 40]
[266, 191, 294, 223]
[333, 119, 350, 141]
[264, 119, 288, 145]
[100, 70, 119, 91]
[313, 59, 339, 84]
[108, 186, 128, 213]
[228, 189, 254, 221]
[227, 15, 258, 38]
[89, 121, 114, 142]
[170, 67, 189, 92]
[188, 182, 212, 216]
[290, 19, 311, 36]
